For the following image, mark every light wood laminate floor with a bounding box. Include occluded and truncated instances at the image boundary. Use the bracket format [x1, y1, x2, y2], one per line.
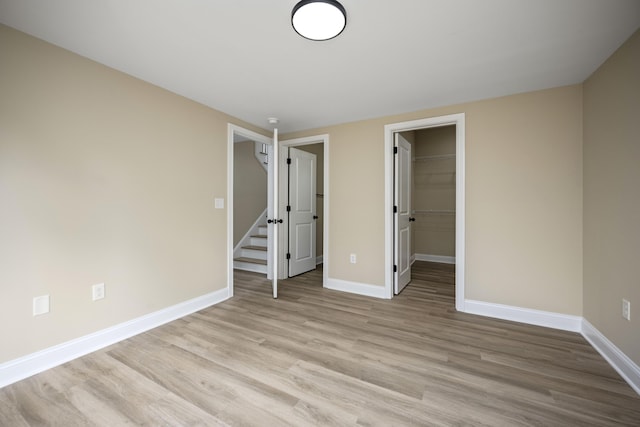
[1, 262, 639, 426]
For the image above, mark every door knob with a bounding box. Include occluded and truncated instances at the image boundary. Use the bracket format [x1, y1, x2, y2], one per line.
[409, 217, 416, 222]
[313, 215, 319, 220]
[267, 218, 282, 224]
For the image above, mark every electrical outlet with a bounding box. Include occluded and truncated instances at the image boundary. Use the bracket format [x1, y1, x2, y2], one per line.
[350, 253, 357, 264]
[33, 295, 50, 316]
[622, 299, 631, 321]
[92, 283, 105, 301]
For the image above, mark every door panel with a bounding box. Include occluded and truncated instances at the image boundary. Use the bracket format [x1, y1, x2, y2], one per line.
[289, 147, 317, 277]
[394, 133, 412, 294]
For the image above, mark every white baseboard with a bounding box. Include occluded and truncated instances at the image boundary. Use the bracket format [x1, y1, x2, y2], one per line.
[316, 255, 323, 265]
[581, 319, 640, 395]
[0, 287, 230, 389]
[325, 278, 389, 299]
[463, 299, 582, 332]
[415, 253, 456, 264]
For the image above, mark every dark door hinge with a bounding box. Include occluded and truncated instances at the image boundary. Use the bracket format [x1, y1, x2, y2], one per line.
[394, 265, 397, 273]
[287, 158, 292, 165]
[286, 253, 291, 260]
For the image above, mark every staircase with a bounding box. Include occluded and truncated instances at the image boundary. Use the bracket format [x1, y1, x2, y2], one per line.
[234, 220, 268, 274]
[234, 143, 270, 275]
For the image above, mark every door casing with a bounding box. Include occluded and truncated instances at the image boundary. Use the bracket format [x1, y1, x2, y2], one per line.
[227, 124, 274, 297]
[384, 114, 466, 310]
[279, 134, 329, 287]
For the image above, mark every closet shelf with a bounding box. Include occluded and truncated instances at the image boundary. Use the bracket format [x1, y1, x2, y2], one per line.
[413, 209, 456, 215]
[413, 154, 455, 162]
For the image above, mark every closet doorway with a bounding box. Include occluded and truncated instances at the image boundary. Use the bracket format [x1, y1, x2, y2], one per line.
[405, 125, 457, 266]
[384, 114, 465, 310]
[278, 135, 329, 288]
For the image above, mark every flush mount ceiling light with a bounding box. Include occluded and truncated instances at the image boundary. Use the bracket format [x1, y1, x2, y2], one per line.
[292, 0, 347, 41]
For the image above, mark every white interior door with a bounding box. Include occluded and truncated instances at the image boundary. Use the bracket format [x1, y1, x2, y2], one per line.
[270, 128, 280, 298]
[288, 147, 317, 277]
[394, 133, 412, 294]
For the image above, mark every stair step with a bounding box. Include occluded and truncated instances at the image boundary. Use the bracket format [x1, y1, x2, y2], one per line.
[233, 257, 268, 274]
[249, 235, 268, 247]
[240, 246, 267, 260]
[234, 257, 267, 265]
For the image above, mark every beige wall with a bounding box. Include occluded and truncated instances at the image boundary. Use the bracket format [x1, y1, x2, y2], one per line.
[583, 29, 640, 364]
[0, 25, 266, 363]
[1, 22, 601, 366]
[413, 126, 456, 257]
[233, 141, 267, 246]
[284, 84, 584, 315]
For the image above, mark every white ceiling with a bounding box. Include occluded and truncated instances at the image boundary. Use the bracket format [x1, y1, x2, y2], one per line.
[1, 0, 639, 133]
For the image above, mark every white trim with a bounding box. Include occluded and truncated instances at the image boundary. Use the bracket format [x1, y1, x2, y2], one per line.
[280, 134, 330, 289]
[0, 288, 230, 389]
[384, 113, 465, 309]
[415, 253, 456, 264]
[325, 278, 390, 299]
[316, 255, 324, 265]
[464, 299, 582, 332]
[227, 124, 273, 297]
[581, 319, 640, 395]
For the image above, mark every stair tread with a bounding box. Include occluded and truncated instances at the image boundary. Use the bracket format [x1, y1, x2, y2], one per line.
[234, 257, 268, 265]
[243, 245, 267, 251]
[251, 234, 268, 238]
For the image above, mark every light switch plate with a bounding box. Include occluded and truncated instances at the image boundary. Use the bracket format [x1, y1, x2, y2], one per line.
[215, 198, 224, 209]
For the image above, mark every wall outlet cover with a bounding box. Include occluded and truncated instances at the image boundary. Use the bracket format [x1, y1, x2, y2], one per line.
[622, 299, 631, 321]
[92, 283, 105, 301]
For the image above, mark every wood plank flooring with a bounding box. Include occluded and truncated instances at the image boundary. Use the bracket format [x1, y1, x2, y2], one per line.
[1, 261, 639, 426]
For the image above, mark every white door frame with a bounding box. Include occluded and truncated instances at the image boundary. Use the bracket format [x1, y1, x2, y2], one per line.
[279, 134, 329, 288]
[227, 124, 274, 297]
[384, 114, 466, 311]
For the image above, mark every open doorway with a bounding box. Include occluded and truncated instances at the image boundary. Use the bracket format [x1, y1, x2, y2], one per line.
[405, 125, 457, 266]
[226, 125, 273, 297]
[385, 114, 466, 310]
[227, 127, 329, 297]
[279, 135, 329, 288]
[395, 126, 457, 297]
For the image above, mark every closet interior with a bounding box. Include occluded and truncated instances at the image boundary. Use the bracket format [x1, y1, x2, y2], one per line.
[403, 125, 456, 265]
